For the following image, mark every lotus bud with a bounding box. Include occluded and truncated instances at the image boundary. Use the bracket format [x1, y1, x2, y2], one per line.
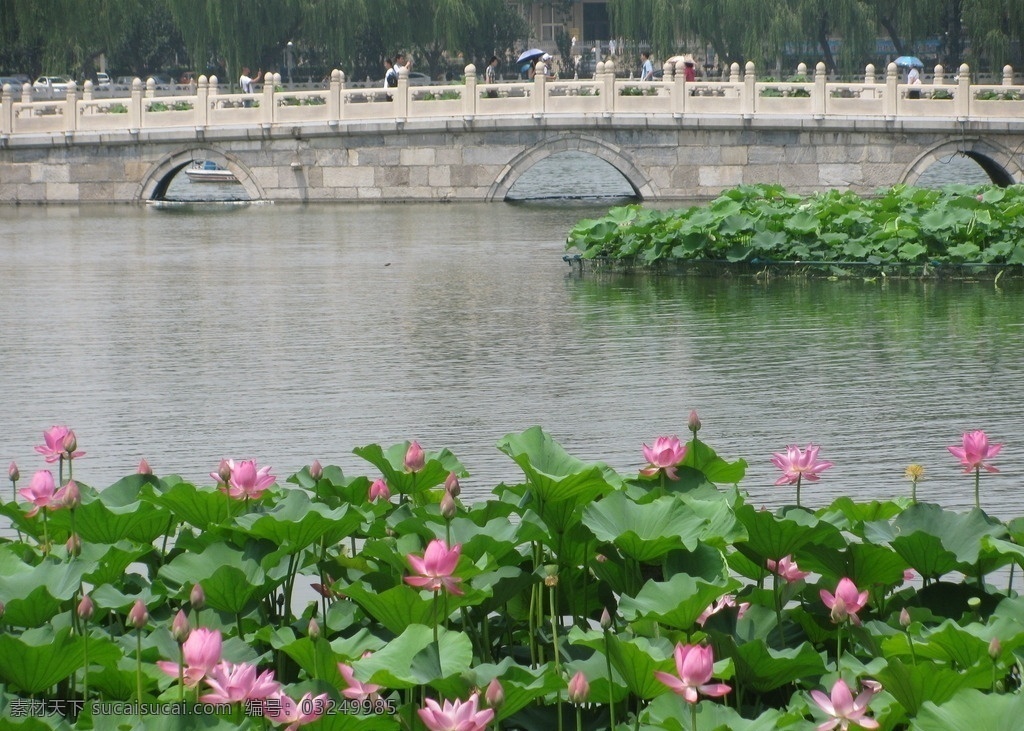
[189, 583, 205, 610]
[63, 430, 78, 455]
[600, 607, 613, 630]
[989, 637, 1001, 659]
[567, 671, 590, 704]
[444, 471, 461, 497]
[65, 533, 81, 556]
[440, 490, 457, 520]
[309, 459, 323, 481]
[128, 599, 148, 629]
[404, 441, 425, 472]
[8, 462, 18, 483]
[61, 480, 81, 509]
[899, 608, 911, 628]
[687, 409, 702, 434]
[543, 565, 558, 587]
[137, 459, 152, 475]
[485, 678, 504, 709]
[77, 594, 94, 620]
[308, 617, 321, 640]
[368, 478, 390, 502]
[217, 459, 232, 484]
[171, 609, 190, 643]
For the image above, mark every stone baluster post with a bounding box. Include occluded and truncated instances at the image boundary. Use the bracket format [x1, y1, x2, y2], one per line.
[64, 81, 77, 132]
[933, 64, 945, 86]
[729, 62, 741, 83]
[662, 61, 674, 82]
[22, 82, 32, 103]
[534, 67, 546, 116]
[603, 60, 615, 114]
[396, 66, 409, 119]
[884, 62, 897, 118]
[956, 63, 970, 119]
[264, 73, 277, 125]
[145, 78, 156, 99]
[673, 61, 686, 116]
[813, 61, 826, 117]
[742, 61, 755, 117]
[595, 61, 606, 112]
[797, 62, 808, 78]
[130, 78, 143, 131]
[863, 63, 876, 100]
[330, 69, 342, 123]
[196, 75, 210, 128]
[1, 83, 12, 135]
[83, 80, 93, 102]
[463, 64, 476, 117]
[1002, 65, 1014, 86]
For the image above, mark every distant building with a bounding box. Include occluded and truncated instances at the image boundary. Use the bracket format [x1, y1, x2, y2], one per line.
[513, 1, 610, 49]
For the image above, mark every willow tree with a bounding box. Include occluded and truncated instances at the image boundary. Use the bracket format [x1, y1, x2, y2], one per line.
[962, 0, 1024, 70]
[789, 0, 875, 73]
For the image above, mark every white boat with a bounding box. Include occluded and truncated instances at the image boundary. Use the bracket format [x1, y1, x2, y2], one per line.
[185, 160, 237, 183]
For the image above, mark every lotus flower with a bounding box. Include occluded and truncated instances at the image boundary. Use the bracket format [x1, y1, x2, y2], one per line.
[405, 539, 464, 595]
[767, 555, 810, 583]
[418, 693, 494, 731]
[820, 578, 869, 625]
[8, 462, 18, 482]
[157, 627, 223, 687]
[810, 678, 881, 731]
[405, 441, 426, 472]
[128, 599, 149, 629]
[368, 478, 391, 502]
[264, 692, 328, 730]
[771, 444, 832, 486]
[567, 671, 590, 704]
[215, 459, 275, 500]
[200, 661, 280, 704]
[77, 594, 95, 620]
[654, 643, 731, 704]
[948, 430, 1002, 473]
[338, 661, 381, 701]
[640, 436, 687, 480]
[34, 425, 84, 463]
[18, 470, 65, 517]
[484, 678, 504, 709]
[696, 595, 750, 626]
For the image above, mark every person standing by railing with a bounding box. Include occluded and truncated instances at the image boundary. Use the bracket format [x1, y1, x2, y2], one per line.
[484, 56, 499, 98]
[640, 52, 654, 81]
[239, 66, 260, 107]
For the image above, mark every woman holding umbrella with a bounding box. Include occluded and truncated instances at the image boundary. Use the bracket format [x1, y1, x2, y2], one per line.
[895, 56, 924, 99]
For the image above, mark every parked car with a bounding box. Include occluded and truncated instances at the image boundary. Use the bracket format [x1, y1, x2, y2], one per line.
[95, 72, 111, 90]
[32, 75, 74, 98]
[0, 75, 29, 99]
[379, 71, 434, 87]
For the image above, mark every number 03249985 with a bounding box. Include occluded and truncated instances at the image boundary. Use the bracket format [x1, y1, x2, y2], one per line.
[301, 696, 397, 716]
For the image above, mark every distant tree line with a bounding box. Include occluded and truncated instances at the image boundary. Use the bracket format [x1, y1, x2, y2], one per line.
[608, 0, 1024, 74]
[0, 0, 530, 84]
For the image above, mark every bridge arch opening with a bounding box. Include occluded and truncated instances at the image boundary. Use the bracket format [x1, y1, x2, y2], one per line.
[489, 134, 655, 202]
[138, 148, 264, 203]
[904, 140, 1022, 188]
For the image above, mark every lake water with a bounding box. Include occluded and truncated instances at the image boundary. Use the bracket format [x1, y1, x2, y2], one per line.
[1, 152, 1021, 523]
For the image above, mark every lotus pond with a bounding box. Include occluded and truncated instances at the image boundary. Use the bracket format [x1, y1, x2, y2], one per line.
[565, 184, 1024, 276]
[2, 422, 1023, 730]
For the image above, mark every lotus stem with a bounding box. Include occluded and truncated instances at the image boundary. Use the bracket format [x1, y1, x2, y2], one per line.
[135, 628, 143, 704]
[432, 589, 439, 646]
[556, 689, 564, 731]
[603, 626, 615, 731]
[836, 624, 843, 671]
[82, 624, 90, 703]
[974, 466, 981, 510]
[576, 704, 583, 731]
[42, 507, 50, 555]
[796, 474, 802, 508]
[178, 644, 185, 703]
[690, 701, 698, 731]
[549, 583, 561, 673]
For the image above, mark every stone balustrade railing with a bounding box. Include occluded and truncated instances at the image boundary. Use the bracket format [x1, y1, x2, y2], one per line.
[2, 61, 1023, 139]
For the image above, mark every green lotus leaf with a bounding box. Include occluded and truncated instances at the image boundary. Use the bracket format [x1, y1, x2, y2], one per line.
[317, 714, 400, 731]
[233, 489, 361, 552]
[289, 463, 374, 506]
[644, 693, 786, 731]
[496, 427, 620, 505]
[584, 491, 728, 562]
[353, 441, 466, 501]
[734, 504, 843, 564]
[681, 438, 747, 485]
[150, 480, 242, 531]
[619, 573, 740, 629]
[914, 622, 993, 668]
[908, 687, 1022, 729]
[158, 541, 278, 614]
[0, 625, 120, 693]
[340, 583, 441, 635]
[353, 624, 472, 689]
[0, 556, 88, 627]
[465, 660, 580, 721]
[664, 544, 729, 583]
[42, 474, 170, 544]
[876, 651, 987, 716]
[274, 634, 343, 687]
[607, 632, 677, 699]
[720, 638, 826, 693]
[818, 496, 906, 531]
[81, 540, 153, 587]
[798, 542, 908, 589]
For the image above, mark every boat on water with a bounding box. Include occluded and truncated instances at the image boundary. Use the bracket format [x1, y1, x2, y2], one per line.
[185, 160, 237, 183]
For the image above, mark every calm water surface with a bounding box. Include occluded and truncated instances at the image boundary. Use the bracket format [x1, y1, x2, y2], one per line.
[2, 198, 1022, 519]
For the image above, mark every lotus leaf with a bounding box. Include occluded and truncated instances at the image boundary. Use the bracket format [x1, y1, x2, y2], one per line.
[735, 504, 843, 564]
[233, 489, 362, 552]
[619, 573, 741, 629]
[718, 638, 826, 693]
[496, 427, 619, 505]
[158, 541, 280, 614]
[0, 626, 119, 693]
[354, 624, 472, 689]
[353, 441, 465, 501]
[910, 687, 1024, 729]
[0, 557, 88, 626]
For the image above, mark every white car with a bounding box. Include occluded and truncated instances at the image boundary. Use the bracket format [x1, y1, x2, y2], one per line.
[95, 72, 111, 90]
[32, 75, 73, 98]
[381, 71, 434, 87]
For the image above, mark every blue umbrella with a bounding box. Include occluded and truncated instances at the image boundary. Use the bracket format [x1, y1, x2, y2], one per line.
[516, 48, 545, 65]
[893, 56, 924, 68]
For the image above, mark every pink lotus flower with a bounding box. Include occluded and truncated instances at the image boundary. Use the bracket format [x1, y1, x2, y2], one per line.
[137, 459, 152, 475]
[157, 627, 223, 687]
[8, 462, 18, 482]
[696, 595, 750, 626]
[771, 444, 833, 486]
[640, 436, 687, 480]
[820, 578, 869, 626]
[418, 693, 494, 731]
[405, 539, 464, 595]
[215, 459, 276, 500]
[567, 671, 590, 704]
[18, 470, 65, 517]
[200, 661, 281, 704]
[484, 678, 504, 708]
[654, 643, 731, 704]
[948, 430, 1002, 473]
[405, 441, 426, 472]
[338, 661, 382, 701]
[767, 555, 810, 583]
[128, 599, 149, 629]
[264, 692, 328, 730]
[810, 678, 881, 731]
[368, 478, 391, 502]
[77, 594, 95, 620]
[34, 425, 84, 463]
